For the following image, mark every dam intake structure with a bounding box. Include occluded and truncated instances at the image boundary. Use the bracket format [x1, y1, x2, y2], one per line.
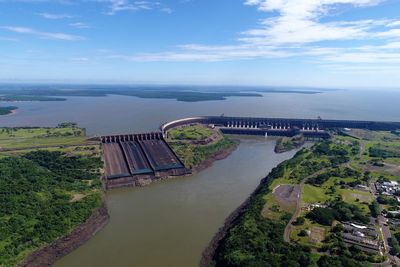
[101, 116, 400, 189]
[161, 116, 400, 139]
[101, 132, 189, 189]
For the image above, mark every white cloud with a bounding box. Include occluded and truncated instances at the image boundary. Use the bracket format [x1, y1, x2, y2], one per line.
[70, 57, 89, 61]
[0, 26, 84, 41]
[117, 0, 400, 77]
[69, 22, 91, 28]
[105, 0, 172, 15]
[38, 12, 73, 19]
[241, 0, 386, 45]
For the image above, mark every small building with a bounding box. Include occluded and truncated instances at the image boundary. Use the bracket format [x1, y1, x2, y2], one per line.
[341, 222, 382, 255]
[304, 203, 327, 212]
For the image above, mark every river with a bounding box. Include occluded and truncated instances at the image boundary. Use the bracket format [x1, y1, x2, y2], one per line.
[0, 89, 399, 267]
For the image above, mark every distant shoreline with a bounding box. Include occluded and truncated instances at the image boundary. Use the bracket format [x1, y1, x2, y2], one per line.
[0, 107, 18, 116]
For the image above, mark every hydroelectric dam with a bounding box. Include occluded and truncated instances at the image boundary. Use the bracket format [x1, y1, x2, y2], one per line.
[101, 116, 400, 188]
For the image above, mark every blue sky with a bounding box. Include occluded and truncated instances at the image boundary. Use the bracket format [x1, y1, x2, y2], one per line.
[0, 0, 400, 88]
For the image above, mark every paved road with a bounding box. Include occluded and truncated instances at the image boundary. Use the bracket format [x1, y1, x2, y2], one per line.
[283, 168, 330, 243]
[370, 182, 400, 266]
[283, 181, 304, 243]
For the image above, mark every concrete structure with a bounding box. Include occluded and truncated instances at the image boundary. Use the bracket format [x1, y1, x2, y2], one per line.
[161, 116, 400, 139]
[341, 222, 383, 255]
[101, 132, 189, 189]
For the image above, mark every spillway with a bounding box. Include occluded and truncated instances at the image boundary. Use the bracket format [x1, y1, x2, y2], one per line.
[101, 133, 188, 189]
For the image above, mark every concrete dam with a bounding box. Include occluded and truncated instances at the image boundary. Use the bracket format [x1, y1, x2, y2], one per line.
[101, 116, 400, 188]
[161, 116, 400, 138]
[101, 132, 188, 189]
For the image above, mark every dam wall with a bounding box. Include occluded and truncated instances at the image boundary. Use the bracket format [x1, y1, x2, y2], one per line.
[161, 116, 400, 138]
[101, 132, 189, 189]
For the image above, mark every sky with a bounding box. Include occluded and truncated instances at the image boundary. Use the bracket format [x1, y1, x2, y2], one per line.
[0, 0, 400, 88]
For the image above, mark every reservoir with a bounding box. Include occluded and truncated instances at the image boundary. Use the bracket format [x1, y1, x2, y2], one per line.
[0, 89, 399, 266]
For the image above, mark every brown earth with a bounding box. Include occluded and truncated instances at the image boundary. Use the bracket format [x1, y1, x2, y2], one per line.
[273, 184, 300, 211]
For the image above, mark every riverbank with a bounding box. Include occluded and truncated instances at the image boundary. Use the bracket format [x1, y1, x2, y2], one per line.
[200, 171, 270, 267]
[19, 200, 109, 267]
[274, 135, 305, 153]
[191, 139, 239, 174]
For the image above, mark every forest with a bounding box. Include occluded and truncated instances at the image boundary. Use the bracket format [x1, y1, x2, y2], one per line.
[0, 106, 17, 115]
[0, 151, 102, 267]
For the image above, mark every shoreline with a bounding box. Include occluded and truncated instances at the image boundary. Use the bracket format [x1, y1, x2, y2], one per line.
[191, 140, 239, 174]
[19, 198, 110, 267]
[200, 164, 276, 266]
[106, 140, 240, 190]
[0, 108, 18, 116]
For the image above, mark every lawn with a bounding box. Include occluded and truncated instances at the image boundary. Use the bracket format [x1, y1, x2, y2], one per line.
[302, 184, 331, 204]
[168, 124, 213, 141]
[289, 218, 329, 249]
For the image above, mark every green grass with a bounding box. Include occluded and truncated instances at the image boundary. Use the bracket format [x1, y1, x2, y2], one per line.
[289, 218, 328, 249]
[339, 189, 373, 214]
[0, 127, 87, 149]
[168, 124, 213, 141]
[302, 185, 331, 204]
[0, 145, 101, 158]
[169, 136, 237, 168]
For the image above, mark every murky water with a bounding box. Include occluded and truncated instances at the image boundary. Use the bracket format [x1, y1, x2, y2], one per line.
[55, 137, 297, 267]
[0, 89, 398, 267]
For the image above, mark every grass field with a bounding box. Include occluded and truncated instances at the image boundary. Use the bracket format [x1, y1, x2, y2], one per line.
[0, 127, 87, 150]
[0, 145, 101, 158]
[289, 218, 328, 249]
[168, 124, 213, 141]
[302, 185, 330, 204]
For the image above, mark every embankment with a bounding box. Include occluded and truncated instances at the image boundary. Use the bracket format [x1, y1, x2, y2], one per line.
[200, 173, 270, 267]
[19, 200, 109, 267]
[191, 141, 239, 174]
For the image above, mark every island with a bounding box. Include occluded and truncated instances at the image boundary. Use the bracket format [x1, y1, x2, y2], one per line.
[0, 85, 324, 104]
[0, 106, 17, 115]
[203, 129, 400, 267]
[0, 95, 66, 102]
